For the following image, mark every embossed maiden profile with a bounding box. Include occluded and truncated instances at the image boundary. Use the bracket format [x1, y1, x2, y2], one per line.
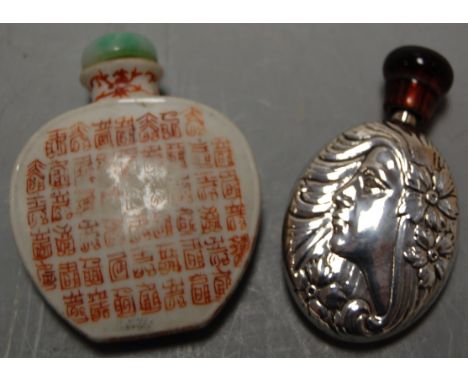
[283, 46, 458, 342]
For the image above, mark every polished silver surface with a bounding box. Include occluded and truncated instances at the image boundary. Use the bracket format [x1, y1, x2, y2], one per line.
[390, 111, 417, 127]
[283, 122, 458, 342]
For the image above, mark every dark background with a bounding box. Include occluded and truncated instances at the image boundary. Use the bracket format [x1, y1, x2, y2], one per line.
[1, 24, 467, 357]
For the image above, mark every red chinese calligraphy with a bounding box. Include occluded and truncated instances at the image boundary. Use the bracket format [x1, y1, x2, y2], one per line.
[184, 107, 206, 137]
[49, 160, 70, 189]
[108, 252, 129, 283]
[141, 145, 163, 176]
[213, 271, 232, 300]
[225, 203, 247, 232]
[90, 68, 146, 100]
[115, 116, 136, 146]
[160, 111, 181, 140]
[176, 208, 196, 236]
[146, 186, 166, 210]
[73, 155, 95, 187]
[75, 189, 95, 216]
[162, 279, 186, 311]
[113, 68, 141, 91]
[128, 211, 151, 244]
[173, 175, 193, 205]
[229, 234, 251, 267]
[63, 290, 88, 324]
[181, 238, 205, 270]
[51, 190, 72, 222]
[200, 206, 222, 234]
[132, 249, 157, 279]
[44, 128, 67, 159]
[204, 236, 229, 268]
[190, 141, 212, 168]
[36, 261, 56, 291]
[26, 159, 46, 195]
[166, 142, 187, 168]
[31, 229, 52, 260]
[112, 287, 136, 318]
[95, 152, 109, 170]
[69, 122, 91, 153]
[78, 219, 101, 253]
[88, 289, 110, 322]
[93, 119, 114, 149]
[59, 262, 81, 290]
[80, 258, 104, 287]
[137, 112, 160, 142]
[190, 274, 211, 305]
[152, 212, 173, 239]
[196, 172, 218, 201]
[213, 138, 234, 167]
[27, 195, 48, 227]
[157, 244, 181, 275]
[220, 170, 242, 200]
[141, 144, 163, 160]
[53, 224, 76, 257]
[138, 283, 162, 315]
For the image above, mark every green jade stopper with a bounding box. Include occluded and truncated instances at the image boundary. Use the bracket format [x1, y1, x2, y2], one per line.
[81, 31, 158, 69]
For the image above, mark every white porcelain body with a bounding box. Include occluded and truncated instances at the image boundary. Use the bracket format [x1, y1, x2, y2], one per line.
[10, 96, 260, 342]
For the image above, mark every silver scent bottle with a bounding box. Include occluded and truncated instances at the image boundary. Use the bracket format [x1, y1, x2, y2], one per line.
[283, 46, 458, 343]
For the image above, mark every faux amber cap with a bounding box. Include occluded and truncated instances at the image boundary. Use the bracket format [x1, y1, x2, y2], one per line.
[81, 32, 158, 69]
[383, 46, 454, 122]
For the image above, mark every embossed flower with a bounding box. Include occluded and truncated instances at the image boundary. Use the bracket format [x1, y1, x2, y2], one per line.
[398, 164, 457, 230]
[303, 258, 347, 322]
[404, 224, 454, 288]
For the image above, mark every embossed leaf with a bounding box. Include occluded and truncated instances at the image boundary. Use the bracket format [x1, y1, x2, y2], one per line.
[437, 195, 458, 219]
[425, 207, 446, 232]
[418, 265, 436, 288]
[398, 190, 426, 222]
[434, 257, 449, 280]
[403, 246, 427, 268]
[306, 258, 333, 287]
[308, 298, 329, 320]
[434, 167, 454, 198]
[305, 261, 321, 286]
[414, 224, 435, 250]
[436, 232, 455, 256]
[317, 282, 347, 310]
[406, 163, 432, 192]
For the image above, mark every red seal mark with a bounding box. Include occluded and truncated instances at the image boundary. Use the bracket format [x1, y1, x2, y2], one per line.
[190, 274, 211, 305]
[162, 278, 186, 311]
[88, 289, 110, 322]
[26, 159, 46, 195]
[108, 252, 129, 283]
[63, 290, 88, 324]
[138, 283, 162, 315]
[200, 206, 222, 234]
[59, 262, 81, 290]
[137, 112, 160, 142]
[112, 287, 136, 318]
[181, 238, 205, 270]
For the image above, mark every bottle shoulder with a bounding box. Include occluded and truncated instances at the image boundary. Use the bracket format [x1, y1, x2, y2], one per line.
[44, 96, 229, 125]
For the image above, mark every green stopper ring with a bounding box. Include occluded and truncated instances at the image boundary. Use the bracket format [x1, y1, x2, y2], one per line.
[81, 32, 158, 69]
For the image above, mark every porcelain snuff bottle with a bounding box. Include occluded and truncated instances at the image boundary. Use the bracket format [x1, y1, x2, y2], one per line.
[10, 32, 261, 342]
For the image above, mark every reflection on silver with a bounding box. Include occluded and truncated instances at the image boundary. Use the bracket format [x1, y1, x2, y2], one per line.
[390, 111, 417, 127]
[283, 122, 458, 342]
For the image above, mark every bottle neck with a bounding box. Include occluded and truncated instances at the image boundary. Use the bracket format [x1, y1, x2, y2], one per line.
[388, 110, 418, 128]
[80, 58, 163, 103]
